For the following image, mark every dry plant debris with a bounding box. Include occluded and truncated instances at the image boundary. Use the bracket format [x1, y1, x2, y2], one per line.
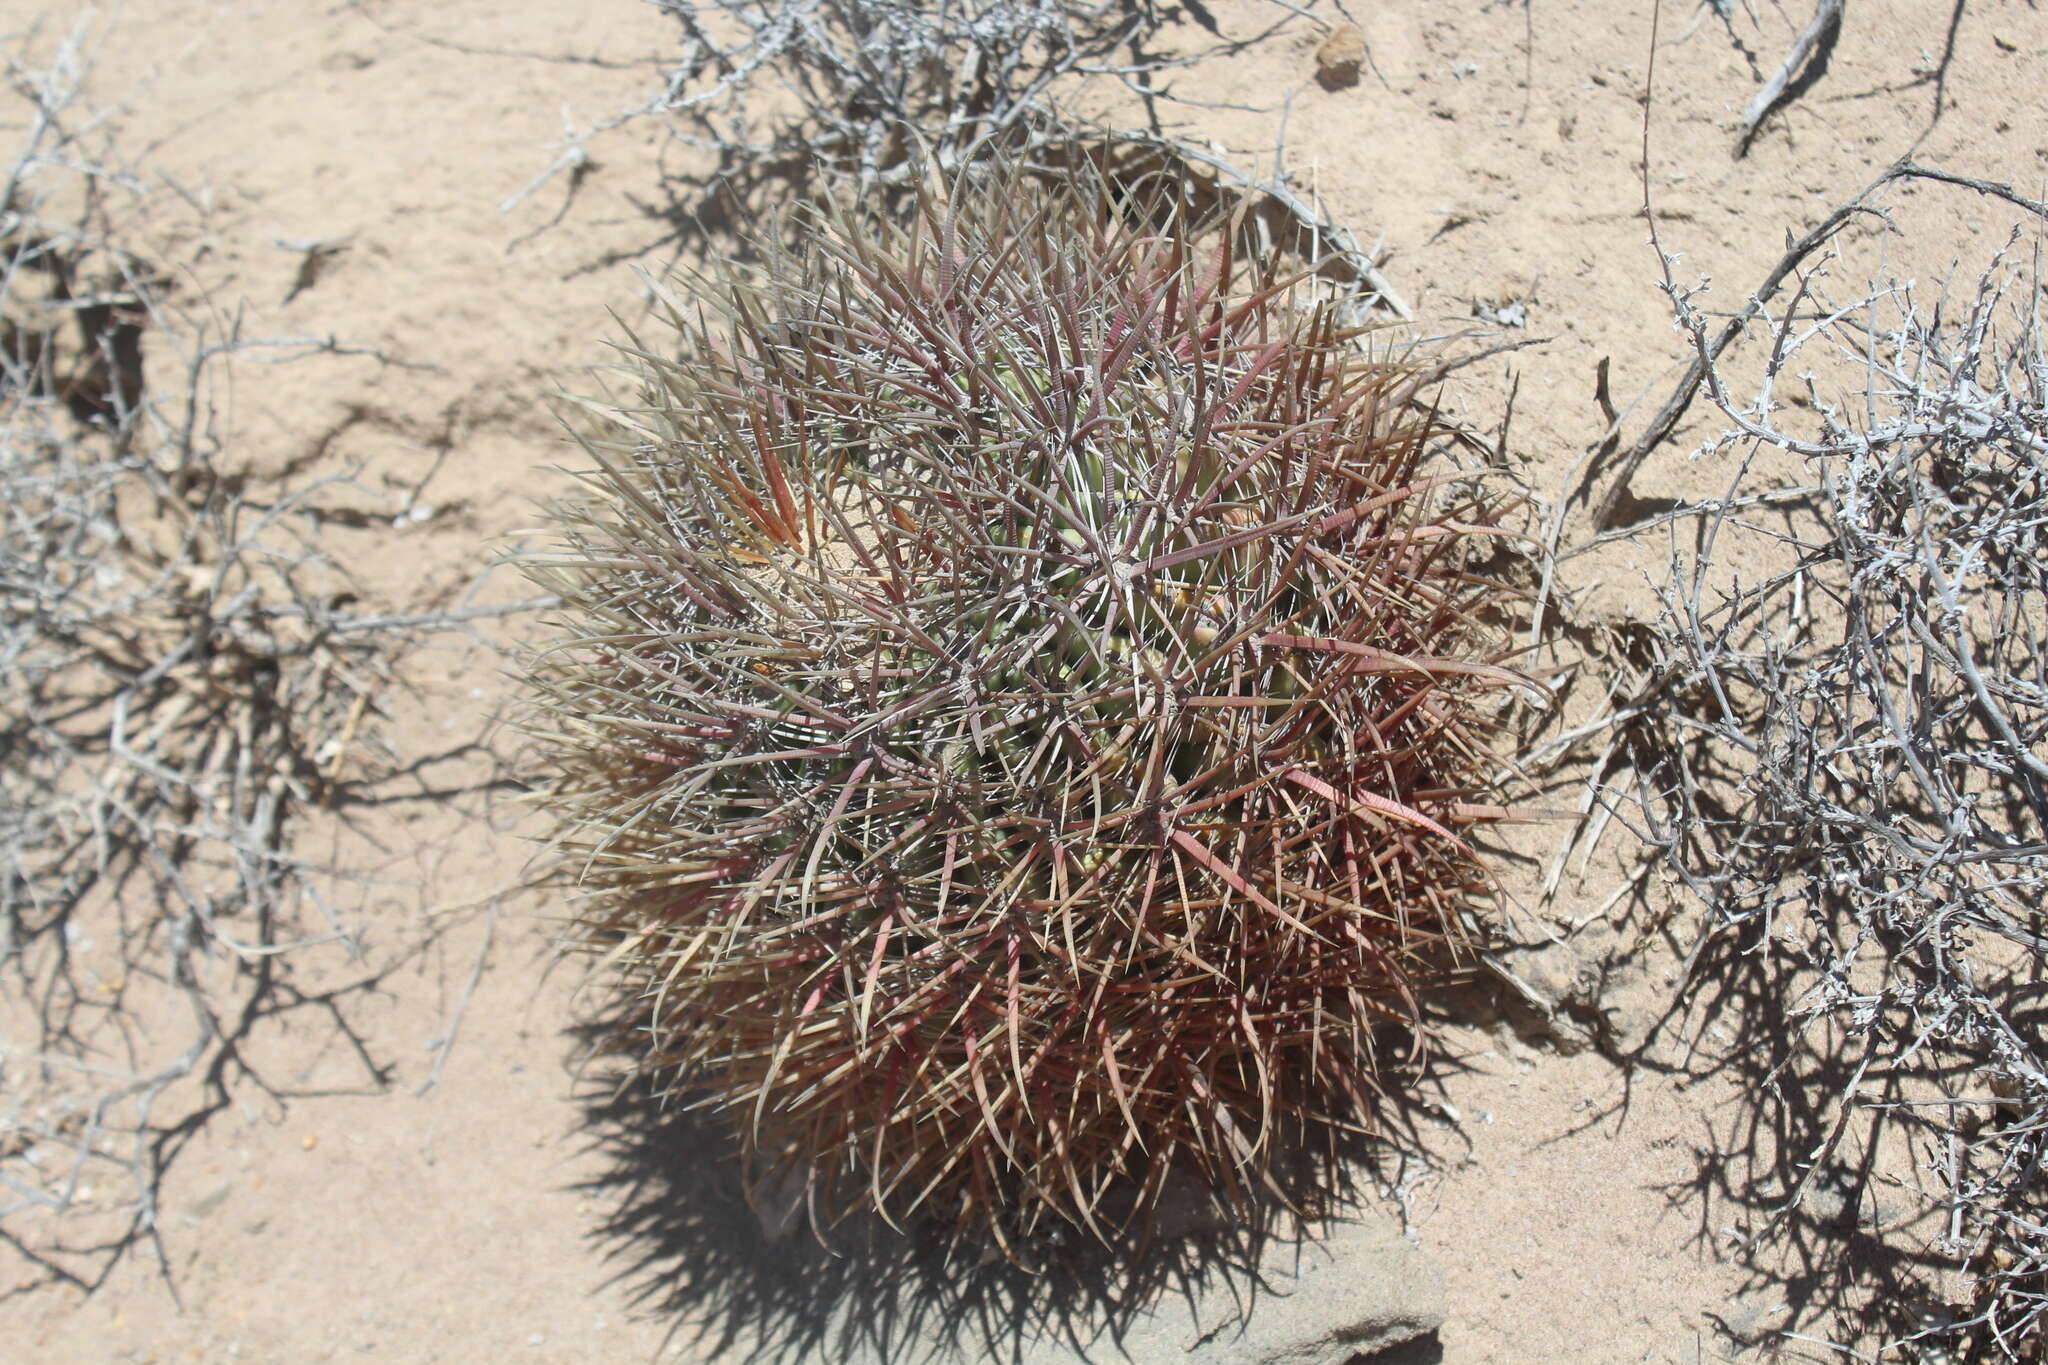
[618, 0, 1304, 181]
[1622, 196, 2048, 1358]
[0, 19, 524, 1290]
[526, 164, 1534, 1252]
[513, 1, 1418, 318]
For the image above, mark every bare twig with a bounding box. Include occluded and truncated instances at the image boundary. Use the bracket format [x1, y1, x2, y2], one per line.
[1736, 0, 1845, 154]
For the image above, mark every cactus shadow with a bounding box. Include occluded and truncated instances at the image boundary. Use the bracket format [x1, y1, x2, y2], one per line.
[569, 1050, 1424, 1364]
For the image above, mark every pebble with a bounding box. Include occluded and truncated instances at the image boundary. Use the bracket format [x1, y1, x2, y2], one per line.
[1315, 25, 1365, 89]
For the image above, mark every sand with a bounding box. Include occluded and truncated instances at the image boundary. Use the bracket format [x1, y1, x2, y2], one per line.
[5, 1, 2044, 1360]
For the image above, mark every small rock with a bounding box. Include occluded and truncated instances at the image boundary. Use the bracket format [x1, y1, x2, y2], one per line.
[1315, 25, 1366, 90]
[1050, 1211, 1443, 1364]
[810, 1205, 1445, 1364]
[187, 1181, 236, 1221]
[1472, 298, 1527, 329]
[1494, 919, 1678, 1064]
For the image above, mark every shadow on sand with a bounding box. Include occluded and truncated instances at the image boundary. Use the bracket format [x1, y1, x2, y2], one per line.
[567, 1045, 1434, 1364]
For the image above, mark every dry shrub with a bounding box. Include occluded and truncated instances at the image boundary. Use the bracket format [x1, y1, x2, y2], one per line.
[623, 0, 1305, 179]
[1629, 207, 2047, 1358]
[0, 17, 517, 1288]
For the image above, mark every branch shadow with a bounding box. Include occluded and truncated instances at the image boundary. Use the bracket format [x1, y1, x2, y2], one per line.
[1595, 694, 2036, 1356]
[1639, 918, 1964, 1351]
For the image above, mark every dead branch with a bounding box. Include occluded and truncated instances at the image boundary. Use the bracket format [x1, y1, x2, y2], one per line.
[1624, 197, 2048, 1358]
[1594, 158, 2048, 529]
[0, 19, 537, 1290]
[1736, 0, 1845, 154]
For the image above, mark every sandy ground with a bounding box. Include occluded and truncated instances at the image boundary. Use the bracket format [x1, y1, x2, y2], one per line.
[6, 0, 2046, 1360]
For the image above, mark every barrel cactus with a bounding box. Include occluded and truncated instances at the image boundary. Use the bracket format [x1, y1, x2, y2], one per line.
[527, 166, 1526, 1248]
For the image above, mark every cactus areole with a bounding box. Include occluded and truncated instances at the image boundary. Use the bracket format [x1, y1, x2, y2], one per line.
[527, 167, 1523, 1247]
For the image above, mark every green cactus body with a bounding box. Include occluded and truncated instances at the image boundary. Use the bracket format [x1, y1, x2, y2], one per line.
[528, 167, 1524, 1246]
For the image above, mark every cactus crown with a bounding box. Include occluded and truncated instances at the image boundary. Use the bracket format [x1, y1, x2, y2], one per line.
[529, 166, 1523, 1247]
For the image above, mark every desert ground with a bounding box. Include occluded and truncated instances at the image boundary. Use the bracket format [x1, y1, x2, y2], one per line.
[5, 1, 2045, 1362]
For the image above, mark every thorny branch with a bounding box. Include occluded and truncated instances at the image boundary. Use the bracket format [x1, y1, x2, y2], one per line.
[1593, 159, 2048, 528]
[0, 18, 524, 1290]
[505, 0, 1316, 209]
[1620, 193, 2048, 1357]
